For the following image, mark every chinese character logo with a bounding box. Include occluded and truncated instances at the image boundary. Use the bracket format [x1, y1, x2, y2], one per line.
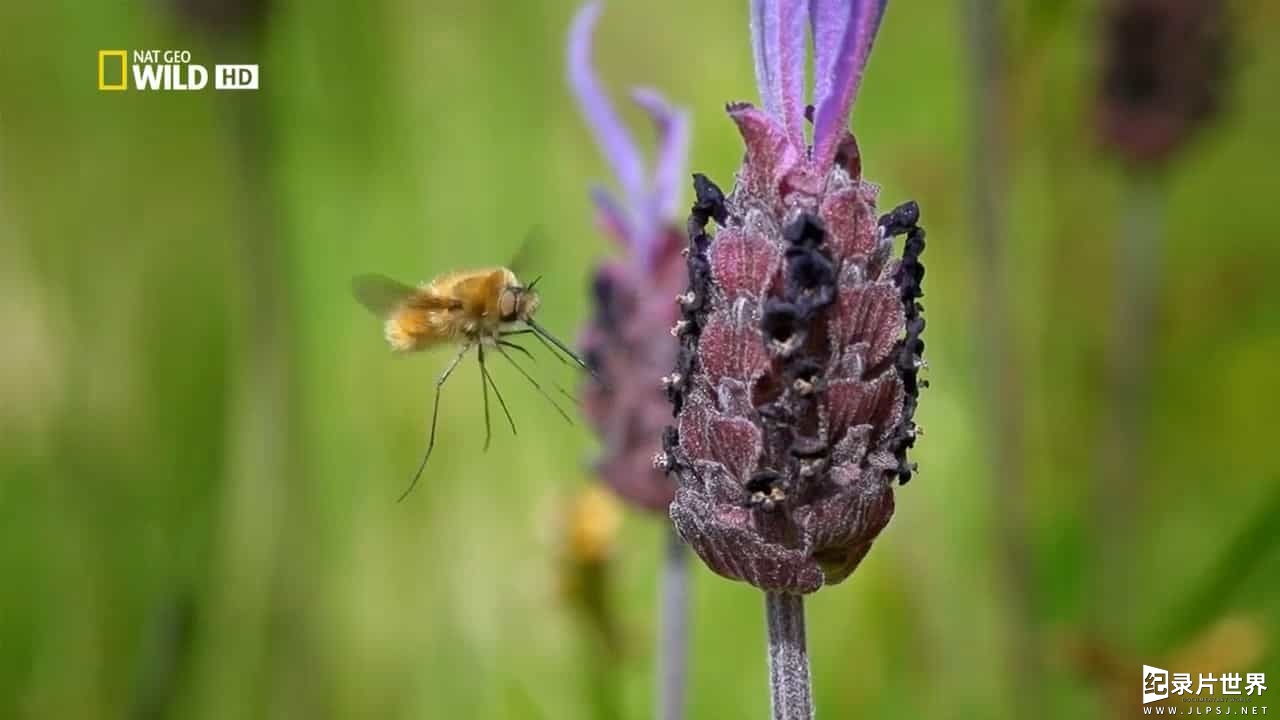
[1144, 665, 1170, 704]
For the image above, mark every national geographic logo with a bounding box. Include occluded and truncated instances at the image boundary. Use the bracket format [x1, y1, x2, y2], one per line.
[97, 49, 258, 91]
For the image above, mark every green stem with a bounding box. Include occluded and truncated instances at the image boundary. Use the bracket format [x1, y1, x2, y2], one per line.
[1095, 171, 1164, 632]
[966, 0, 1037, 714]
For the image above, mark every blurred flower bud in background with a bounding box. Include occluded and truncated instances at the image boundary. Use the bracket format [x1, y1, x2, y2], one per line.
[570, 1, 691, 515]
[557, 484, 624, 657]
[1098, 0, 1230, 168]
[169, 0, 271, 35]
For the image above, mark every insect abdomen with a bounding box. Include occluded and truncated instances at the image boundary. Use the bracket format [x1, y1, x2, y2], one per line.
[385, 306, 458, 351]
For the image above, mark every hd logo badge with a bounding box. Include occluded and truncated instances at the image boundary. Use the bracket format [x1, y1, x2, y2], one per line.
[97, 50, 259, 91]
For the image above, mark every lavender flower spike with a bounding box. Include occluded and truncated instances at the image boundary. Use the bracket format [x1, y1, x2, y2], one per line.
[569, 5, 696, 719]
[663, 0, 924, 597]
[570, 0, 691, 513]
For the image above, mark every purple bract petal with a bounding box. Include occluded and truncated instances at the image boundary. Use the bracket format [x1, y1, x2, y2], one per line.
[812, 0, 888, 169]
[590, 185, 632, 245]
[750, 0, 809, 149]
[778, 0, 809, 150]
[569, 1, 646, 227]
[631, 88, 690, 236]
[808, 0, 846, 132]
[750, 0, 780, 120]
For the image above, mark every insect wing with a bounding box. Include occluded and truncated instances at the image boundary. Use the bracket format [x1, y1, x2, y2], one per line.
[352, 274, 419, 317]
[506, 225, 551, 286]
[352, 273, 465, 316]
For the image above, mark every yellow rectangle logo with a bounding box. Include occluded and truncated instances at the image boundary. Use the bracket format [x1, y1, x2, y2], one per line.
[98, 50, 127, 91]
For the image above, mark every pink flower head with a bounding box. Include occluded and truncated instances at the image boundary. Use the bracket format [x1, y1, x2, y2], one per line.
[659, 0, 927, 594]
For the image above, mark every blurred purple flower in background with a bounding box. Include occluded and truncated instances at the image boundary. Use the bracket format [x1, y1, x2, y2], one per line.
[568, 4, 696, 717]
[570, 0, 690, 514]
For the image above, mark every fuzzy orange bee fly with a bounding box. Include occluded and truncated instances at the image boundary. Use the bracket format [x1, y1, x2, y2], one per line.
[353, 266, 595, 500]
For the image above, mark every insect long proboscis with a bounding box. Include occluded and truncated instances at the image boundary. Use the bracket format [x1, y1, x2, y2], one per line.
[524, 318, 605, 387]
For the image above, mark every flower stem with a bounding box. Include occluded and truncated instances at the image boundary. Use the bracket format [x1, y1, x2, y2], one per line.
[965, 0, 1037, 714]
[765, 592, 813, 720]
[583, 629, 623, 720]
[658, 527, 689, 720]
[1095, 170, 1163, 632]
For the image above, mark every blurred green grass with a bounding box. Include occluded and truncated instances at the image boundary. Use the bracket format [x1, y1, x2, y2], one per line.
[1, 1, 1278, 718]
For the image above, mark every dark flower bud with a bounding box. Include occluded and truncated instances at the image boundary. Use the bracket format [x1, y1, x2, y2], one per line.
[1097, 0, 1230, 168]
[169, 0, 271, 35]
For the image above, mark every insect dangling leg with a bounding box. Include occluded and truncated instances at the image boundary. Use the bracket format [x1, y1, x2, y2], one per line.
[497, 339, 535, 363]
[499, 339, 575, 403]
[479, 343, 517, 437]
[478, 345, 492, 452]
[493, 343, 574, 425]
[501, 328, 572, 369]
[398, 343, 470, 503]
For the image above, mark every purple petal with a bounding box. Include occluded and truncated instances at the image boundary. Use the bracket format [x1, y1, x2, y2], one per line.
[809, 0, 846, 127]
[750, 0, 780, 119]
[811, 0, 888, 169]
[777, 0, 809, 150]
[590, 185, 633, 245]
[569, 2, 647, 215]
[750, 0, 809, 148]
[630, 87, 690, 230]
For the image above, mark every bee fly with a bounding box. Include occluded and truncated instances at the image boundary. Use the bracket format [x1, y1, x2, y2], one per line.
[353, 265, 596, 500]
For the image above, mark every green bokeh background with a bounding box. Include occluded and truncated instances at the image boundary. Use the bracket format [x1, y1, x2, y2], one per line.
[2, 1, 1278, 718]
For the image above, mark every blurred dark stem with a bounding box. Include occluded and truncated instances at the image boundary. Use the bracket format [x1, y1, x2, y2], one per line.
[658, 528, 689, 720]
[585, 642, 623, 720]
[966, 0, 1038, 713]
[579, 590, 623, 720]
[1094, 170, 1163, 634]
[226, 40, 287, 362]
[1160, 478, 1280, 645]
[765, 592, 812, 720]
[129, 594, 196, 720]
[573, 558, 623, 720]
[216, 26, 297, 714]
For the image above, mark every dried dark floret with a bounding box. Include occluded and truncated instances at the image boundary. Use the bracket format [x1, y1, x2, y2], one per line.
[881, 204, 927, 484]
[761, 298, 806, 348]
[692, 173, 729, 227]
